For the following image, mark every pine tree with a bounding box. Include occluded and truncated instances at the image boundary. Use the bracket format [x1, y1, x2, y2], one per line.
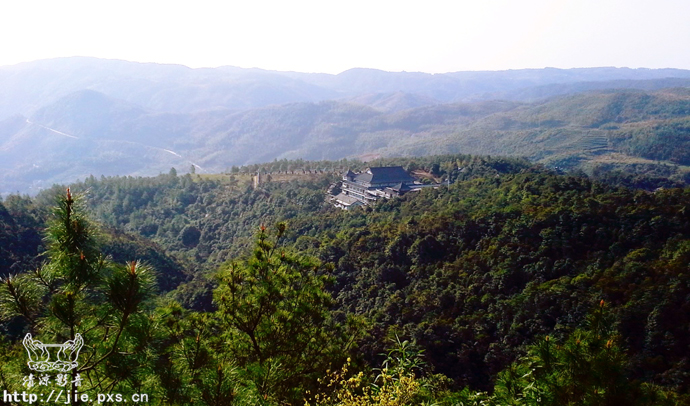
[213, 223, 340, 403]
[0, 189, 156, 402]
[493, 301, 685, 406]
[154, 224, 355, 405]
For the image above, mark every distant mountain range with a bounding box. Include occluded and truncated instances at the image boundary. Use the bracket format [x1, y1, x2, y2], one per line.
[1, 57, 690, 193]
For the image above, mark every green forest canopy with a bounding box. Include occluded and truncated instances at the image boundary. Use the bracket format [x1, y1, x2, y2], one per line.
[0, 154, 689, 404]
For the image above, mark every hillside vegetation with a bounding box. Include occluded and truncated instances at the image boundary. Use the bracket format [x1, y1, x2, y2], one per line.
[0, 155, 689, 404]
[2, 58, 690, 193]
[2, 88, 690, 194]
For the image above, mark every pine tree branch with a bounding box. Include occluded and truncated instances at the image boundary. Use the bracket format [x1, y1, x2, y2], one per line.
[78, 312, 130, 373]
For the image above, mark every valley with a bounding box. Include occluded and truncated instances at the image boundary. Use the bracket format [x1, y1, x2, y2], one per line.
[1, 58, 690, 404]
[1, 59, 690, 194]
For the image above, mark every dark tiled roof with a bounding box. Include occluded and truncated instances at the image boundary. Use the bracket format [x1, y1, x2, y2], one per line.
[355, 166, 413, 185]
[390, 182, 411, 192]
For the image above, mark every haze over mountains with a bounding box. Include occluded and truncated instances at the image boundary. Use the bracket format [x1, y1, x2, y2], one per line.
[1, 57, 690, 194]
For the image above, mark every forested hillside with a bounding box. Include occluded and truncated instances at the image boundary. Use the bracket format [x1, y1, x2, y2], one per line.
[4, 88, 690, 194]
[0, 154, 689, 404]
[0, 194, 189, 291]
[2, 57, 690, 194]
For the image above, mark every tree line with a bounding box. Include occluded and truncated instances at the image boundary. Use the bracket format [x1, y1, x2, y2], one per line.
[0, 154, 689, 404]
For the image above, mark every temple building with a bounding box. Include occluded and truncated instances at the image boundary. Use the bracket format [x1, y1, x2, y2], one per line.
[332, 166, 427, 209]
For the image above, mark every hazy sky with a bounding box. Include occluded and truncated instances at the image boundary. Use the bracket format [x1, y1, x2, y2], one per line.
[1, 0, 689, 74]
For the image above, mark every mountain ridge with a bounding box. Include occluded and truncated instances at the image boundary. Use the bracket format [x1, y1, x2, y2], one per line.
[3, 57, 690, 120]
[1, 58, 690, 194]
[2, 87, 690, 194]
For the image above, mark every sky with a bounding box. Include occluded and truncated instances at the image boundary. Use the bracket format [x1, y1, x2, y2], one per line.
[1, 0, 689, 74]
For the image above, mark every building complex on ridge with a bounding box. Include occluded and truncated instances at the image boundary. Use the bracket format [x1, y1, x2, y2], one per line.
[332, 166, 436, 210]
